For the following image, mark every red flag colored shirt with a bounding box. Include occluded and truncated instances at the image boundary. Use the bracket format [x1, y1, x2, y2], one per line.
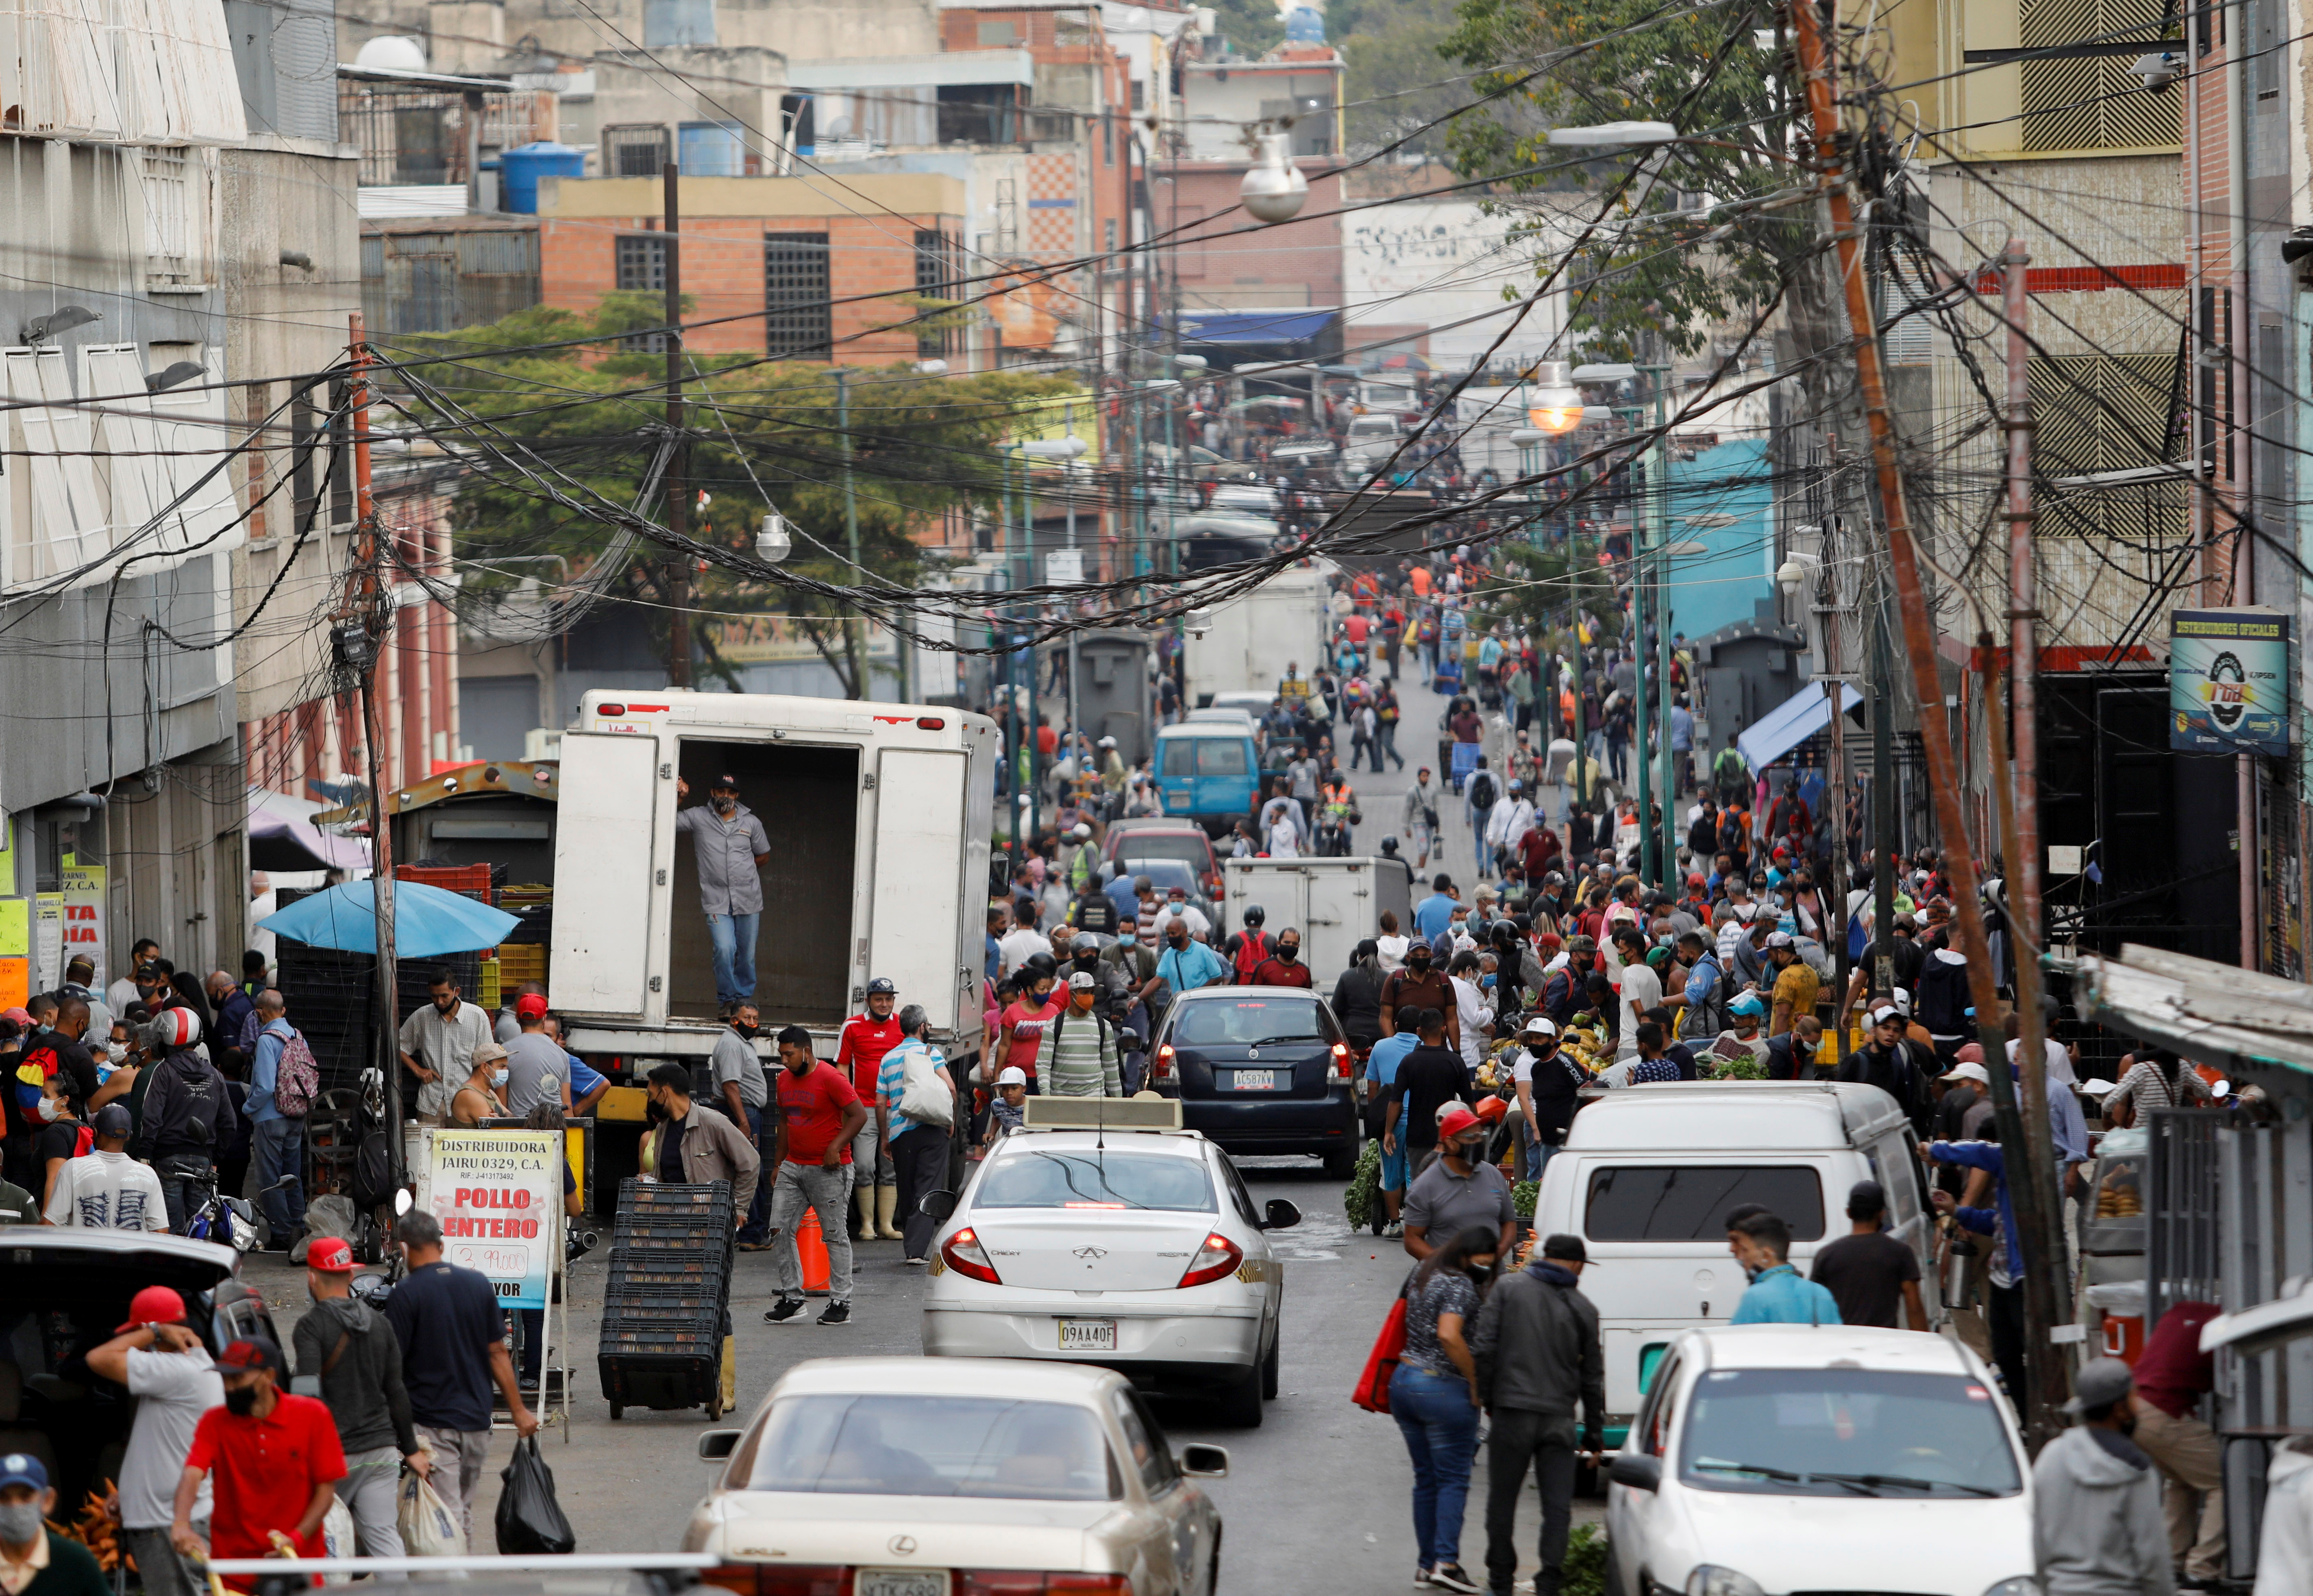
[185, 1393, 346, 1583]
[836, 1012, 907, 1097]
[775, 1061, 862, 1165]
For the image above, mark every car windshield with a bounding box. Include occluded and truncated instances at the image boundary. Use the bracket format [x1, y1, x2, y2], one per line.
[1583, 1165, 1826, 1242]
[1678, 1368, 2021, 1498]
[1171, 996, 1327, 1048]
[976, 1150, 1216, 1211]
[747, 1395, 1121, 1500]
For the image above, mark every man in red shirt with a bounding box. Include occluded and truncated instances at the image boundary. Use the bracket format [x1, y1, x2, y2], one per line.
[1247, 929, 1315, 988]
[170, 1338, 343, 1589]
[2130, 1298, 2225, 1583]
[765, 1024, 870, 1328]
[834, 977, 906, 1244]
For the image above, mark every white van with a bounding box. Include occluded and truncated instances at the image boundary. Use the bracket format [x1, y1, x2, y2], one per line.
[1530, 1082, 1934, 1442]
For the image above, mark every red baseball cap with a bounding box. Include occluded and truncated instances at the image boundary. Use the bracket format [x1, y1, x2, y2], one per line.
[1438, 1105, 1483, 1141]
[515, 993, 550, 1020]
[306, 1236, 357, 1273]
[215, 1337, 285, 1374]
[115, 1285, 188, 1333]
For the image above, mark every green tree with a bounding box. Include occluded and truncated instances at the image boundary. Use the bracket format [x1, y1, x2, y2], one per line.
[388, 293, 1074, 697]
[1205, 0, 1284, 57]
[1340, 0, 1467, 156]
[1475, 526, 1622, 651]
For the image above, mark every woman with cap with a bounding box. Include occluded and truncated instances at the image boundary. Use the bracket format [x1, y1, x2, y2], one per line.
[1388, 1222, 1503, 1595]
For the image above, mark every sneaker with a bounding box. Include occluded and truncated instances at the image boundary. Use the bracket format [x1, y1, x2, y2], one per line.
[903, 1256, 929, 1267]
[1413, 1570, 1434, 1589]
[763, 1298, 805, 1324]
[1384, 1221, 1404, 1239]
[1430, 1566, 1482, 1595]
[818, 1301, 852, 1326]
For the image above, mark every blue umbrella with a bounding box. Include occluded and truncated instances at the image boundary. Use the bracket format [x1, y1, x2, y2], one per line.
[258, 878, 522, 959]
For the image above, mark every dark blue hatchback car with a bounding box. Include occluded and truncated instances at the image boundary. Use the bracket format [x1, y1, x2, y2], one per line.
[1149, 987, 1362, 1176]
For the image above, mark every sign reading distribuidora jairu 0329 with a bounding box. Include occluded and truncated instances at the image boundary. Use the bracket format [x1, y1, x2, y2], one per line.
[2170, 608, 2292, 756]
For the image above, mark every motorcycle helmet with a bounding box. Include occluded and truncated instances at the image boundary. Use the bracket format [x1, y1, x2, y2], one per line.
[1024, 952, 1059, 979]
[1241, 904, 1266, 928]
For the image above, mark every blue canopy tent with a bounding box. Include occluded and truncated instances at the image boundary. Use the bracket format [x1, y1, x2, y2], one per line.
[258, 878, 520, 958]
[1737, 682, 1862, 770]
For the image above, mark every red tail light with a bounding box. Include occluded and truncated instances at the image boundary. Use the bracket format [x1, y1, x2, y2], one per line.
[941, 1226, 1004, 1284]
[1330, 1042, 1351, 1078]
[1178, 1231, 1244, 1287]
[962, 1578, 1131, 1596]
[1153, 1044, 1175, 1080]
[709, 1570, 1123, 1596]
[917, 716, 946, 730]
[704, 1568, 847, 1596]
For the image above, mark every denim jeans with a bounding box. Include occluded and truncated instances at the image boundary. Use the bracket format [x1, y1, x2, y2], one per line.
[252, 1115, 307, 1241]
[1390, 1363, 1480, 1570]
[705, 911, 760, 1006]
[737, 1103, 773, 1242]
[769, 1160, 854, 1304]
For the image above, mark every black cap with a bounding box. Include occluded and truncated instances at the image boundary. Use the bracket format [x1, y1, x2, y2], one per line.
[1540, 1234, 1589, 1266]
[865, 976, 897, 996]
[94, 1103, 133, 1139]
[1847, 1179, 1887, 1217]
[710, 773, 740, 790]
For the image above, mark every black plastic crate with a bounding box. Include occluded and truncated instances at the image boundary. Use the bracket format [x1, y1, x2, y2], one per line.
[600, 1351, 716, 1415]
[606, 1255, 728, 1289]
[600, 1320, 720, 1358]
[612, 1215, 733, 1249]
[616, 1179, 735, 1217]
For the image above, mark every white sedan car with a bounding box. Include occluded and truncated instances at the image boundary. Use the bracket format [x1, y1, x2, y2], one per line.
[920, 1107, 1299, 1426]
[1605, 1325, 2036, 1596]
[685, 1356, 1227, 1596]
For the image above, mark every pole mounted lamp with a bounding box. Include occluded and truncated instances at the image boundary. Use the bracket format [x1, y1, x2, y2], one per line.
[755, 511, 794, 563]
[1240, 131, 1309, 224]
[1546, 122, 1680, 146]
[1525, 359, 1583, 435]
[1019, 435, 1089, 459]
[22, 304, 98, 345]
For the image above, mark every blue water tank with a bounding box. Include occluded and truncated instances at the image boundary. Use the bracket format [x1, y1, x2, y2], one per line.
[1284, 6, 1325, 41]
[499, 141, 585, 213]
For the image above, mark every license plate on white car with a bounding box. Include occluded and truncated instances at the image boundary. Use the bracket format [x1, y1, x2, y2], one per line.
[1232, 1069, 1276, 1090]
[1059, 1319, 1118, 1351]
[856, 1570, 948, 1596]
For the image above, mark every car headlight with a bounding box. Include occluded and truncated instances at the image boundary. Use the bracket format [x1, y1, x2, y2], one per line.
[1982, 1581, 2041, 1596]
[1685, 1568, 1767, 1596]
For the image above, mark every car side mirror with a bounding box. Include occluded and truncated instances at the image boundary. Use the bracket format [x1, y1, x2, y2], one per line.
[1608, 1452, 1661, 1492]
[699, 1430, 742, 1461]
[919, 1189, 957, 1222]
[1263, 1198, 1301, 1230]
[1176, 1443, 1230, 1478]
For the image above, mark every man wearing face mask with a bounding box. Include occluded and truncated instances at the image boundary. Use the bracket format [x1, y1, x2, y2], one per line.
[397, 971, 491, 1127]
[290, 1238, 425, 1558]
[674, 774, 773, 1018]
[1379, 940, 1460, 1050]
[711, 1004, 775, 1249]
[170, 1338, 346, 1578]
[1400, 1103, 1517, 1263]
[1156, 917, 1229, 998]
[835, 978, 906, 1245]
[83, 1289, 222, 1596]
[1247, 928, 1314, 988]
[0, 1455, 106, 1596]
[448, 1042, 509, 1127]
[762, 1032, 866, 1328]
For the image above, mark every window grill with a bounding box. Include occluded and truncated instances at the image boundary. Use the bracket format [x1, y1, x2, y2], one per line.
[603, 123, 672, 178]
[617, 234, 670, 351]
[765, 232, 832, 359]
[143, 149, 196, 285]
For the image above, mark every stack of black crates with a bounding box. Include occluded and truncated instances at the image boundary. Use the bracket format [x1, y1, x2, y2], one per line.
[599, 1179, 734, 1419]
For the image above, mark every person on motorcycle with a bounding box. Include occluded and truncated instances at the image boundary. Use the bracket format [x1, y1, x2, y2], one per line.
[1225, 905, 1274, 983]
[1318, 770, 1359, 857]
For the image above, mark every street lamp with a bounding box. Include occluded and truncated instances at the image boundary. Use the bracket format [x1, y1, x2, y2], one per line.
[1525, 359, 1583, 434]
[755, 511, 793, 563]
[1572, 362, 1639, 384]
[1173, 354, 1208, 372]
[1019, 435, 1088, 459]
[1546, 122, 1680, 146]
[1240, 131, 1309, 224]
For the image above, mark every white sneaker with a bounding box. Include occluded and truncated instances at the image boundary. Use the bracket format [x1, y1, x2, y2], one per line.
[1384, 1221, 1404, 1238]
[1414, 1570, 1434, 1588]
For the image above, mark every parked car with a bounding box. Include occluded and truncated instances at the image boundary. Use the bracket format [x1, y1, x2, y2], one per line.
[1102, 821, 1220, 886]
[1341, 414, 1408, 476]
[1148, 986, 1361, 1176]
[1605, 1325, 2032, 1596]
[688, 1355, 1231, 1594]
[1151, 724, 1259, 836]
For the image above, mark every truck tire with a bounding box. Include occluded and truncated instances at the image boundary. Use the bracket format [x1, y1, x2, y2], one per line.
[1218, 1362, 1264, 1428]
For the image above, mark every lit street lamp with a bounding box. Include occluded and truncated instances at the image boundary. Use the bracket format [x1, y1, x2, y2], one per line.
[1525, 359, 1583, 434]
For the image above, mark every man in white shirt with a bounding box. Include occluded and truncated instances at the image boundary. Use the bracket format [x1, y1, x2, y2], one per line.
[997, 901, 1055, 981]
[1151, 886, 1212, 942]
[107, 939, 159, 1015]
[1483, 778, 1538, 868]
[1609, 926, 1662, 1063]
[1448, 954, 1494, 1074]
[85, 1286, 223, 1596]
[396, 969, 494, 1124]
[43, 1105, 166, 1230]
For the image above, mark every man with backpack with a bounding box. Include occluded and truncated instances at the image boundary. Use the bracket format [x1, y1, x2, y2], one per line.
[1043, 973, 1122, 1098]
[1464, 759, 1500, 880]
[246, 990, 314, 1252]
[134, 1009, 234, 1235]
[1675, 930, 1730, 1043]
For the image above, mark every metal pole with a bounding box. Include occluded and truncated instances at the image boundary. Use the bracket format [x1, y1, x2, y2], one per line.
[838, 368, 864, 697]
[349, 313, 400, 1192]
[2229, 0, 2256, 970]
[1789, 0, 2071, 1445]
[1872, 604, 1895, 1000]
[1653, 363, 1677, 874]
[1633, 419, 1655, 888]
[662, 162, 691, 690]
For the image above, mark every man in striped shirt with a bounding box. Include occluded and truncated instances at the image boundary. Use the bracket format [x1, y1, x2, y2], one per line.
[876, 1005, 955, 1264]
[1042, 973, 1122, 1098]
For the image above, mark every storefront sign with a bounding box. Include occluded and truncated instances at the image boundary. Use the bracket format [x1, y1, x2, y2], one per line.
[417, 1129, 562, 1308]
[59, 865, 104, 989]
[2170, 608, 2292, 756]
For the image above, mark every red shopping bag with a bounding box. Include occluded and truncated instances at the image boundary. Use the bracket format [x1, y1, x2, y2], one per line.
[1351, 1297, 1409, 1414]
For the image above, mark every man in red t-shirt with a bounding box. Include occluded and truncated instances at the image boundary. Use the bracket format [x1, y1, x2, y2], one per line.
[835, 977, 907, 1243]
[172, 1338, 343, 1589]
[2129, 1298, 2225, 1581]
[1248, 930, 1315, 989]
[766, 1025, 870, 1328]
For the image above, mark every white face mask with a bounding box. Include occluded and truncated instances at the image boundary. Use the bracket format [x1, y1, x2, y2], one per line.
[491, 1068, 509, 1087]
[35, 1097, 67, 1123]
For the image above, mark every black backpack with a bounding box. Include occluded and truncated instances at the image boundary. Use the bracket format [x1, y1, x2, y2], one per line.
[1468, 771, 1498, 811]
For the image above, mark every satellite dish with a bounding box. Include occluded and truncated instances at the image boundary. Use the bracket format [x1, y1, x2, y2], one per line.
[355, 35, 428, 72]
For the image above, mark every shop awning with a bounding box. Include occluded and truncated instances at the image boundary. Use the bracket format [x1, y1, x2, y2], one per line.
[1736, 682, 1860, 770]
[1177, 310, 1337, 345]
[2075, 945, 2313, 1080]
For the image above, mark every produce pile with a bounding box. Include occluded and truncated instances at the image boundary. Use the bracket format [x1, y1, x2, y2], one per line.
[50, 1483, 130, 1574]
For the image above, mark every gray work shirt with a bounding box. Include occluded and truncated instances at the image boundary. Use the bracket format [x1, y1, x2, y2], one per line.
[675, 800, 772, 914]
[709, 1028, 768, 1109]
[1403, 1157, 1516, 1243]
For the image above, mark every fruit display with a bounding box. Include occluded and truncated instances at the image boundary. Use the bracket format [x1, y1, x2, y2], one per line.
[49, 1482, 129, 1574]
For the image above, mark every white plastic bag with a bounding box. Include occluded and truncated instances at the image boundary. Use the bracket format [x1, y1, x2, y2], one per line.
[320, 1495, 357, 1584]
[397, 1463, 466, 1558]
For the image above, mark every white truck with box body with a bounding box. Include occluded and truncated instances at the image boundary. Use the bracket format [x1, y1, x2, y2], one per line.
[1221, 855, 1414, 985]
[550, 689, 997, 1059]
[1183, 565, 1332, 709]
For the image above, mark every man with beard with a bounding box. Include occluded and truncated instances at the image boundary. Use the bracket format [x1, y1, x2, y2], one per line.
[1380, 939, 1461, 1050]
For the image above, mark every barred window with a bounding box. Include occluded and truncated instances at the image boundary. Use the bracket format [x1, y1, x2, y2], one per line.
[618, 235, 670, 352]
[603, 123, 672, 178]
[143, 149, 197, 285]
[914, 228, 957, 357]
[765, 232, 831, 359]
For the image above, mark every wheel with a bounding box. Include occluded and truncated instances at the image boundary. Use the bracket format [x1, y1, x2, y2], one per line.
[1217, 1361, 1264, 1428]
[1260, 1329, 1279, 1400]
[1604, 1546, 1623, 1596]
[609, 1403, 624, 1421]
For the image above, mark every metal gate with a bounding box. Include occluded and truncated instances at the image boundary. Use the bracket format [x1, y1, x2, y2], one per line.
[2145, 1107, 2223, 1330]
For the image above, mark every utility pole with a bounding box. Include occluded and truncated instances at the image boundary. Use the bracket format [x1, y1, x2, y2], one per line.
[1633, 407, 1655, 888]
[1789, 0, 2071, 1445]
[662, 161, 692, 689]
[1872, 602, 1896, 998]
[346, 312, 400, 1189]
[837, 368, 865, 698]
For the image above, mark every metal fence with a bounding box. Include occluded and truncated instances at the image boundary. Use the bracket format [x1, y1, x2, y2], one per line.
[2145, 1106, 2223, 1329]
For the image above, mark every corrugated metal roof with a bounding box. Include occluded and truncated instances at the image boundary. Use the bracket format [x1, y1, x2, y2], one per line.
[2076, 945, 2313, 1078]
[358, 183, 468, 218]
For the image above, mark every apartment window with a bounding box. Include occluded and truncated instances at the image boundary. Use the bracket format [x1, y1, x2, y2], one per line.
[2029, 353, 2183, 540]
[1131, 79, 1145, 111]
[603, 123, 672, 178]
[976, 20, 1016, 43]
[618, 235, 670, 351]
[143, 149, 198, 286]
[914, 228, 956, 357]
[643, 0, 712, 46]
[765, 233, 832, 358]
[1102, 113, 1113, 165]
[2017, 0, 2176, 149]
[1104, 218, 1117, 254]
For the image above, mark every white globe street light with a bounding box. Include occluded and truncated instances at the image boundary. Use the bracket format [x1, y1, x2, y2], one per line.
[1525, 358, 1583, 434]
[1240, 132, 1309, 224]
[755, 511, 793, 563]
[1547, 121, 1680, 146]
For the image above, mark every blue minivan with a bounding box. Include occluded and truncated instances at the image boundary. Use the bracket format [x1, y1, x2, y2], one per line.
[1154, 724, 1258, 834]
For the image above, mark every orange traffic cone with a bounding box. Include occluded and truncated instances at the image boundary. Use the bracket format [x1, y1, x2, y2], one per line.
[797, 1207, 832, 1296]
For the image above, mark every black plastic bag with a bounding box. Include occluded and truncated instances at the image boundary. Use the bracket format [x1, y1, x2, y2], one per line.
[495, 1435, 576, 1554]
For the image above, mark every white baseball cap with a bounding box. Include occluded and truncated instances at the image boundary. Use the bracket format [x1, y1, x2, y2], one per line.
[1521, 1016, 1558, 1038]
[1940, 1061, 1990, 1085]
[997, 1066, 1027, 1087]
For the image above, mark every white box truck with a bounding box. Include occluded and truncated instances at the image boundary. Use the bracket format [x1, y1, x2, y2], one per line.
[550, 689, 997, 1058]
[1183, 565, 1332, 708]
[1221, 855, 1414, 984]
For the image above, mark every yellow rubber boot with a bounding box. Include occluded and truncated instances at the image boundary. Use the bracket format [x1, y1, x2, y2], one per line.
[853, 1185, 878, 1242]
[875, 1185, 904, 1240]
[718, 1335, 736, 1414]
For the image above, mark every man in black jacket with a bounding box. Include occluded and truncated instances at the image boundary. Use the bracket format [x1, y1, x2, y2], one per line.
[293, 1237, 429, 1554]
[133, 1009, 233, 1234]
[1471, 1234, 1605, 1596]
[1329, 940, 1386, 1050]
[1836, 1005, 1934, 1136]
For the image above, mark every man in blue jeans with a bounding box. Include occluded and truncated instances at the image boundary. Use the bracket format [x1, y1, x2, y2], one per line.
[246, 990, 307, 1251]
[1365, 1026, 1417, 1237]
[675, 773, 772, 1016]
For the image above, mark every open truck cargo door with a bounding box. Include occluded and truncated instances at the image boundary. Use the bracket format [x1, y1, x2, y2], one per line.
[870, 747, 970, 1034]
[551, 731, 659, 1017]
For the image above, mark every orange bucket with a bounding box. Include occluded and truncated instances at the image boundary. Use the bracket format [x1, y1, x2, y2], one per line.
[796, 1207, 832, 1295]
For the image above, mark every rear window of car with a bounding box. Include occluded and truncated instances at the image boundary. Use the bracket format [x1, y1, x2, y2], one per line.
[1171, 996, 1329, 1049]
[977, 1149, 1216, 1211]
[1196, 738, 1249, 776]
[1120, 859, 1200, 896]
[1118, 833, 1212, 873]
[1582, 1165, 1826, 1242]
[746, 1394, 1121, 1500]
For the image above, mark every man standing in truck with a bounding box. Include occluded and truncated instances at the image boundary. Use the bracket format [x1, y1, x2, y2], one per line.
[673, 774, 772, 1018]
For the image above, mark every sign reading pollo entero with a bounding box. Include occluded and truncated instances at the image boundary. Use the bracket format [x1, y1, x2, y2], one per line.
[417, 1129, 562, 1308]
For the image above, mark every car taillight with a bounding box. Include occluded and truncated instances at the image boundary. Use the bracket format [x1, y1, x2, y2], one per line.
[704, 1567, 848, 1596]
[941, 1226, 1004, 1284]
[959, 1577, 1130, 1596]
[1153, 1044, 1175, 1080]
[1331, 1042, 1351, 1078]
[1178, 1231, 1244, 1288]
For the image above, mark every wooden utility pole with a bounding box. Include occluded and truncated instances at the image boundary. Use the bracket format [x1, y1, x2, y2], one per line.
[663, 162, 692, 689]
[347, 312, 401, 1186]
[837, 368, 864, 697]
[1786, 0, 2071, 1444]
